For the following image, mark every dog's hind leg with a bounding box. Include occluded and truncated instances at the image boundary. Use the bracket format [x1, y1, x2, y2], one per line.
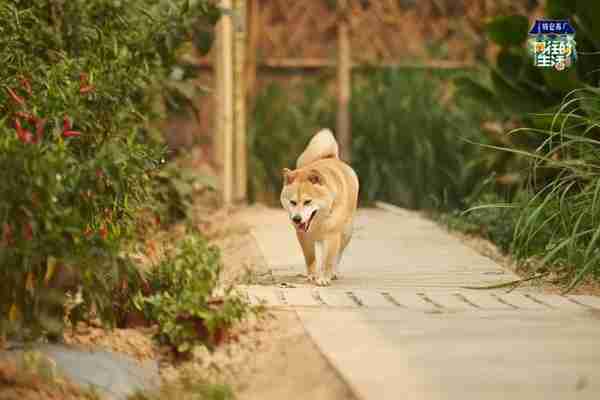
[297, 232, 316, 282]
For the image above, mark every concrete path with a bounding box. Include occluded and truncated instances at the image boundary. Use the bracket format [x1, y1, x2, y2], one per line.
[240, 206, 600, 400]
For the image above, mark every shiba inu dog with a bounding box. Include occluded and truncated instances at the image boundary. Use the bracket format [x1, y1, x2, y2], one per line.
[280, 129, 359, 286]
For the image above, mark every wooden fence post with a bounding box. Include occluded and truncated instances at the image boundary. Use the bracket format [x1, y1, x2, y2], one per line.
[213, 8, 223, 195]
[245, 0, 259, 102]
[233, 0, 247, 203]
[215, 0, 234, 206]
[337, 0, 352, 164]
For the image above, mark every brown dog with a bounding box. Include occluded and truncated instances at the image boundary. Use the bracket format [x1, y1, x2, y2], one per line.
[280, 129, 359, 286]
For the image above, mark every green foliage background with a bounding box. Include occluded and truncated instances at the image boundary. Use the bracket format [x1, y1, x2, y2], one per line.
[249, 69, 509, 210]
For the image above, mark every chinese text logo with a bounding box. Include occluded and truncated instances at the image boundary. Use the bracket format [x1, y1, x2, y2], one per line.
[528, 19, 577, 71]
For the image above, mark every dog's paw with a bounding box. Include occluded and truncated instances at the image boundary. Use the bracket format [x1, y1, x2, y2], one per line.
[331, 273, 340, 280]
[306, 274, 317, 283]
[315, 276, 331, 287]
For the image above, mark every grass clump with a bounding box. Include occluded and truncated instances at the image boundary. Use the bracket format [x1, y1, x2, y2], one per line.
[438, 193, 520, 254]
[506, 88, 600, 290]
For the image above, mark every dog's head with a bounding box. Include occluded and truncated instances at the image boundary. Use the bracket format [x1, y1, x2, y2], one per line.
[280, 168, 334, 233]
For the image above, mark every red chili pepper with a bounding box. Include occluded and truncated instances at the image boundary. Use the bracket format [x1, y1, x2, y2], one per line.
[14, 118, 33, 144]
[23, 221, 33, 241]
[99, 225, 108, 240]
[18, 76, 32, 96]
[63, 116, 72, 131]
[2, 223, 13, 246]
[35, 118, 47, 143]
[7, 88, 24, 106]
[14, 118, 22, 132]
[21, 131, 34, 144]
[62, 130, 82, 138]
[28, 114, 39, 125]
[79, 85, 96, 94]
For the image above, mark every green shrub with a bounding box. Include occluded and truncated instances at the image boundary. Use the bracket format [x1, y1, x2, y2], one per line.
[0, 0, 219, 339]
[151, 153, 218, 225]
[134, 234, 251, 353]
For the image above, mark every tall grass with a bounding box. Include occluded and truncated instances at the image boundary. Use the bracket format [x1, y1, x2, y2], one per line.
[248, 82, 332, 203]
[350, 68, 491, 209]
[491, 88, 600, 289]
[248, 69, 497, 209]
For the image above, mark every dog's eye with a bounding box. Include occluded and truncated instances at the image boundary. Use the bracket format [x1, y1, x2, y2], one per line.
[304, 199, 312, 206]
[290, 200, 297, 206]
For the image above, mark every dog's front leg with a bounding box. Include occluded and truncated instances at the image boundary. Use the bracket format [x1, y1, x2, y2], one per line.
[297, 232, 316, 282]
[315, 236, 340, 287]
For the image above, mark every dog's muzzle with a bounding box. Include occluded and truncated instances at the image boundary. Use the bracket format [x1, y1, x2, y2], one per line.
[294, 210, 318, 232]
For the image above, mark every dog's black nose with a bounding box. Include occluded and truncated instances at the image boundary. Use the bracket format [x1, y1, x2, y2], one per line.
[292, 215, 302, 224]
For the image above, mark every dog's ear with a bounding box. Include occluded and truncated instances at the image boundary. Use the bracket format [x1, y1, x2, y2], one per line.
[282, 168, 295, 185]
[307, 169, 325, 185]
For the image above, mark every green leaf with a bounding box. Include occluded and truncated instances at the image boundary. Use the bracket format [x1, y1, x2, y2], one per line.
[192, 29, 214, 55]
[546, 0, 576, 18]
[177, 341, 191, 353]
[485, 15, 530, 47]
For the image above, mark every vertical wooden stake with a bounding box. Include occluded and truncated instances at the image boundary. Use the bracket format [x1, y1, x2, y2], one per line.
[215, 0, 234, 205]
[213, 10, 223, 188]
[336, 0, 352, 163]
[234, 0, 247, 203]
[245, 0, 260, 102]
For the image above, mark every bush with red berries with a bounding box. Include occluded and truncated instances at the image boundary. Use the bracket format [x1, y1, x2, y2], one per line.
[0, 0, 219, 339]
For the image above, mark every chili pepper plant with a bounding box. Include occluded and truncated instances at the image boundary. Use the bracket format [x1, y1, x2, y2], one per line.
[0, 0, 219, 339]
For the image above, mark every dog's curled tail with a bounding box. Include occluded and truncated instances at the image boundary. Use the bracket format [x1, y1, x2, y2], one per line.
[296, 129, 339, 168]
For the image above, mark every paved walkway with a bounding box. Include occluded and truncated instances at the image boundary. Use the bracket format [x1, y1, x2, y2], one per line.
[240, 205, 600, 400]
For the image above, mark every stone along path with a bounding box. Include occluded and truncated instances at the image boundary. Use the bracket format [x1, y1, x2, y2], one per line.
[240, 205, 600, 400]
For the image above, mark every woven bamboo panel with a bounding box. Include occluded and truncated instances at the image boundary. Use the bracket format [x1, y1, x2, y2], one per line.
[252, 0, 536, 64]
[195, 0, 538, 66]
